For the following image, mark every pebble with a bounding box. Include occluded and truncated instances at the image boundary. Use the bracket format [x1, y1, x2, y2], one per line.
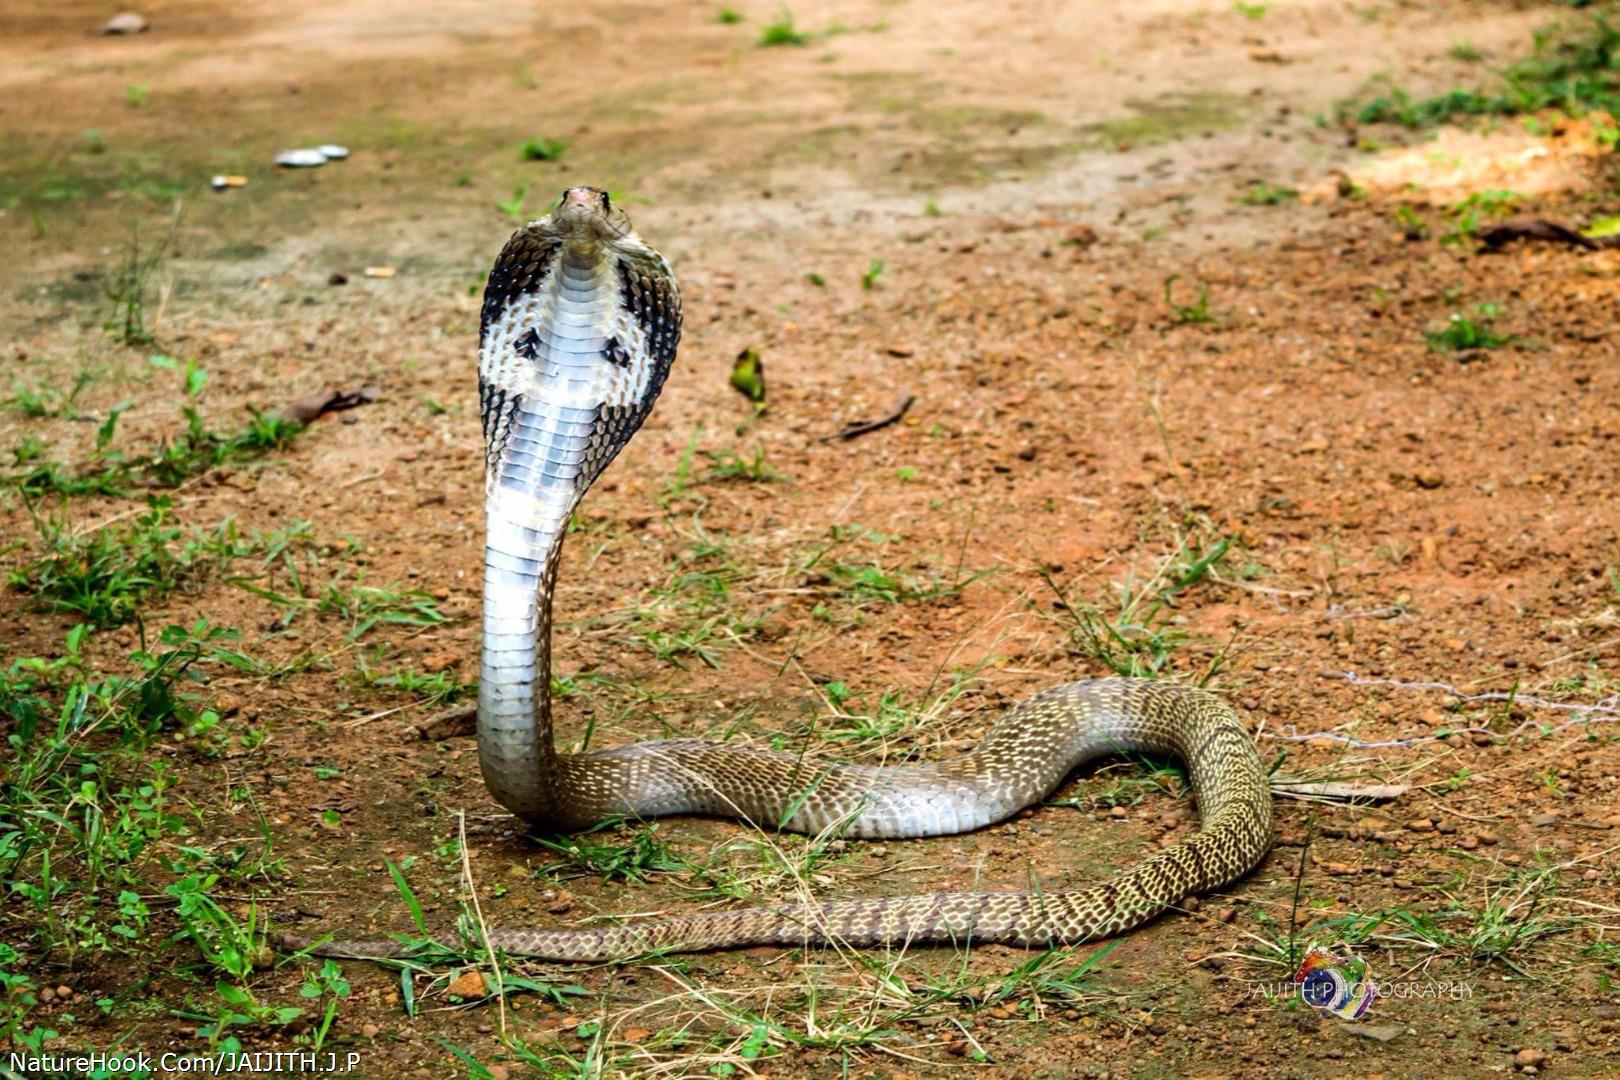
[487, 1066, 509, 1080]
[545, 888, 574, 914]
[446, 970, 488, 999]
[1065, 223, 1100, 248]
[1216, 907, 1237, 923]
[361, 1023, 380, 1038]
[1478, 831, 1500, 845]
[1529, 813, 1557, 827]
[1109, 806, 1128, 819]
[1459, 835, 1480, 850]
[1406, 818, 1433, 832]
[885, 344, 915, 357]
[1514, 1048, 1546, 1069]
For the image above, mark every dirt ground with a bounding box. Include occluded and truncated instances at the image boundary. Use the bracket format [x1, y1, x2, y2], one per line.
[3, 0, 1620, 1077]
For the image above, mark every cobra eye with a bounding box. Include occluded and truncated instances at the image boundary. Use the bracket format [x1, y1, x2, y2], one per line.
[600, 192, 611, 211]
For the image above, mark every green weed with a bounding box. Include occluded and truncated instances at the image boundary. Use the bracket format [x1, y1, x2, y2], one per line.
[105, 207, 180, 346]
[1426, 304, 1514, 351]
[519, 137, 568, 162]
[1353, 14, 1620, 127]
[1163, 274, 1215, 324]
[497, 185, 529, 221]
[537, 823, 689, 884]
[760, 12, 809, 46]
[1042, 535, 1233, 679]
[1237, 181, 1298, 206]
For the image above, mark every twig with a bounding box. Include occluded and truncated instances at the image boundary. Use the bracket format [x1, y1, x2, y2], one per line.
[826, 391, 915, 441]
[457, 810, 506, 1038]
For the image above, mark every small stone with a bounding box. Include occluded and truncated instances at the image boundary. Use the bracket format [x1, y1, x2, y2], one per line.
[328, 271, 349, 286]
[1109, 806, 1128, 819]
[1181, 895, 1201, 913]
[97, 11, 149, 35]
[1478, 831, 1500, 845]
[486, 1066, 510, 1080]
[56, 985, 71, 999]
[421, 652, 460, 673]
[1343, 1022, 1406, 1043]
[1529, 813, 1557, 828]
[1216, 907, 1237, 924]
[885, 344, 915, 358]
[1064, 223, 1100, 248]
[1459, 835, 1480, 850]
[447, 970, 488, 999]
[1017, 444, 1038, 461]
[364, 266, 397, 279]
[1407, 818, 1433, 832]
[1514, 1048, 1546, 1069]
[361, 1023, 381, 1038]
[624, 1028, 652, 1042]
[545, 888, 574, 914]
[1414, 472, 1445, 490]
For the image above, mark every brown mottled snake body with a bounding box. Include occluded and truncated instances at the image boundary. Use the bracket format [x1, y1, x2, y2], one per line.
[283, 189, 1273, 962]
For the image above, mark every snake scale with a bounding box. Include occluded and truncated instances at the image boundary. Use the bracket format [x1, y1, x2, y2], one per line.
[283, 188, 1273, 963]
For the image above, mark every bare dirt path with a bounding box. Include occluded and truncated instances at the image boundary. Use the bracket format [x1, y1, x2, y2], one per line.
[3, 1, 1618, 1076]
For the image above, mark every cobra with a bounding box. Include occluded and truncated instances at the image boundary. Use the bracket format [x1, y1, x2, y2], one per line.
[289, 187, 1274, 962]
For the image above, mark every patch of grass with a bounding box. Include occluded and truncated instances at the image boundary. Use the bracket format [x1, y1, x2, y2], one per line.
[1041, 535, 1234, 679]
[1163, 274, 1215, 324]
[4, 358, 304, 498]
[1237, 180, 1298, 206]
[1392, 204, 1429, 240]
[1425, 304, 1514, 351]
[496, 185, 528, 221]
[319, 583, 447, 642]
[702, 444, 784, 484]
[1233, 0, 1267, 20]
[0, 622, 264, 961]
[716, 7, 744, 24]
[537, 823, 689, 884]
[518, 137, 568, 162]
[628, 528, 767, 670]
[366, 666, 474, 707]
[860, 259, 885, 289]
[1442, 188, 1521, 244]
[6, 369, 93, 419]
[1088, 92, 1248, 148]
[1352, 14, 1620, 127]
[812, 665, 985, 757]
[759, 12, 810, 46]
[105, 207, 180, 346]
[7, 498, 257, 628]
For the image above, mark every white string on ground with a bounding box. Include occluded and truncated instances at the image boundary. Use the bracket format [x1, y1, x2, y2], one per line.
[1267, 672, 1620, 749]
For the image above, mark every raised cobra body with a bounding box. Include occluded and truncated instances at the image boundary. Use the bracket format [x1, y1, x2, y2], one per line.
[290, 189, 1273, 962]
